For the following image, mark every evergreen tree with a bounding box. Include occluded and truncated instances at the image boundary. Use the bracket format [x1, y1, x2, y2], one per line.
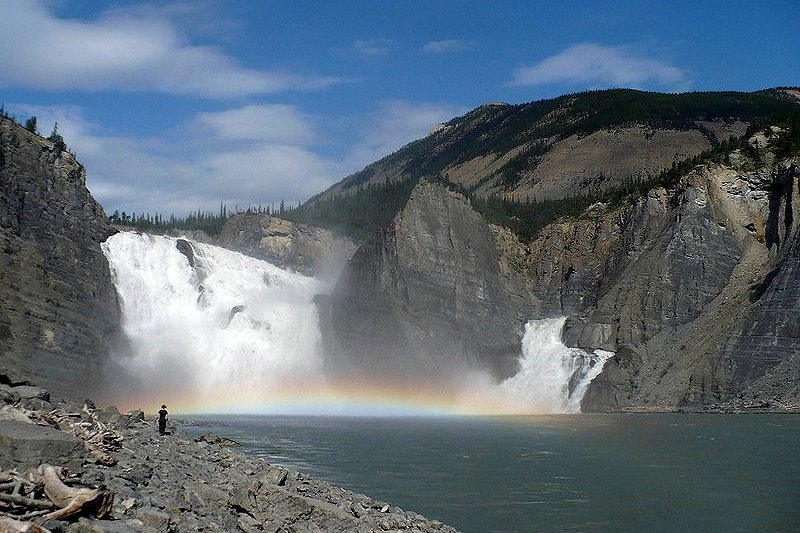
[24, 116, 37, 134]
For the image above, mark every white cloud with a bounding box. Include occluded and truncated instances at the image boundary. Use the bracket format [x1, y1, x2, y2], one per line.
[347, 100, 466, 169]
[193, 105, 316, 145]
[0, 1, 340, 98]
[10, 103, 344, 215]
[421, 39, 473, 54]
[353, 38, 393, 57]
[7, 98, 465, 216]
[510, 43, 687, 89]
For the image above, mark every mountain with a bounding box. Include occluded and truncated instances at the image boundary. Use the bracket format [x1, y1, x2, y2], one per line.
[2, 86, 798, 412]
[0, 115, 122, 399]
[287, 88, 800, 241]
[320, 90, 800, 410]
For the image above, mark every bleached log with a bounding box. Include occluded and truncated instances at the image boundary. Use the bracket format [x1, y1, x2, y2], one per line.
[0, 516, 49, 533]
[0, 493, 53, 510]
[40, 466, 113, 521]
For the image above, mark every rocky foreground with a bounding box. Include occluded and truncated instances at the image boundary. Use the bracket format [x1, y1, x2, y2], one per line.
[0, 377, 459, 533]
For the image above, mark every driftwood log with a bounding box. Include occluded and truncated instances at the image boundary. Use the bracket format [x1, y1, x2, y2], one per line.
[40, 466, 113, 521]
[0, 516, 48, 533]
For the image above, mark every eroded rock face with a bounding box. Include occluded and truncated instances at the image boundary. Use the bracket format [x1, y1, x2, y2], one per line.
[725, 163, 800, 394]
[565, 158, 800, 410]
[216, 212, 356, 278]
[325, 145, 800, 411]
[325, 180, 536, 382]
[0, 116, 121, 400]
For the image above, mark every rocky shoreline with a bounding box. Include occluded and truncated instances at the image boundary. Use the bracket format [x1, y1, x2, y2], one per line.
[0, 377, 459, 533]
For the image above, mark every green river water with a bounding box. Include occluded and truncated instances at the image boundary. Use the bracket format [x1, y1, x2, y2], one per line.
[184, 414, 800, 533]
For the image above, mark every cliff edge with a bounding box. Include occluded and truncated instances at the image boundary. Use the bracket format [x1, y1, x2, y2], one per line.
[0, 116, 121, 400]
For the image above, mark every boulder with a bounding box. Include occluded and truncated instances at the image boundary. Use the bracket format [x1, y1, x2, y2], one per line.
[0, 420, 84, 472]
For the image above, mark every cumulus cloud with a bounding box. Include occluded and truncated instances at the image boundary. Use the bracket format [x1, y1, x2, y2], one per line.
[421, 39, 473, 54]
[10, 103, 344, 215]
[7, 98, 465, 216]
[0, 1, 340, 98]
[353, 38, 393, 57]
[347, 100, 466, 169]
[510, 43, 688, 89]
[193, 105, 316, 145]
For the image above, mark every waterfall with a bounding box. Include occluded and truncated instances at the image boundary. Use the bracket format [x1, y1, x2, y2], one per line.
[101, 232, 324, 408]
[500, 317, 614, 413]
[102, 232, 611, 414]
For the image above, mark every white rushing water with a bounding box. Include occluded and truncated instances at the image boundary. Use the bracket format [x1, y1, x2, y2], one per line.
[102, 232, 611, 414]
[500, 317, 614, 413]
[101, 232, 324, 404]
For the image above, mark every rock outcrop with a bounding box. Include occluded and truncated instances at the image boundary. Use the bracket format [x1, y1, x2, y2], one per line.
[324, 180, 536, 382]
[553, 154, 800, 410]
[216, 212, 356, 278]
[325, 137, 800, 411]
[0, 116, 122, 400]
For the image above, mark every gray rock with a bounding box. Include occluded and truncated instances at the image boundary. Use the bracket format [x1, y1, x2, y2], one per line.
[0, 116, 124, 401]
[237, 512, 261, 533]
[325, 180, 534, 383]
[0, 384, 20, 404]
[0, 419, 84, 471]
[215, 212, 357, 278]
[725, 163, 800, 392]
[119, 464, 152, 486]
[261, 465, 289, 486]
[251, 487, 367, 533]
[17, 397, 52, 412]
[126, 410, 145, 422]
[135, 507, 170, 530]
[67, 518, 140, 533]
[0, 405, 30, 422]
[10, 384, 50, 401]
[175, 238, 196, 267]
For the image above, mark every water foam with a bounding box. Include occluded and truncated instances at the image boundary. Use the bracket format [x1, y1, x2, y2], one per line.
[102, 232, 324, 403]
[500, 317, 614, 413]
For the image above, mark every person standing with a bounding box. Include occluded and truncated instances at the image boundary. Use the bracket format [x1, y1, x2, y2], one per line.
[158, 404, 168, 435]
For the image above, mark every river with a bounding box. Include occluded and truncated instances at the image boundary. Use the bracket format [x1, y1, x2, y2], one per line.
[183, 413, 800, 533]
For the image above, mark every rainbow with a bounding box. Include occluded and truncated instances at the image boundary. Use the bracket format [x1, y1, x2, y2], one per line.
[109, 377, 556, 417]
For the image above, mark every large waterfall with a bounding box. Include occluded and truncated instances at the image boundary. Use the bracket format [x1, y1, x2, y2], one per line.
[102, 232, 612, 414]
[101, 232, 325, 411]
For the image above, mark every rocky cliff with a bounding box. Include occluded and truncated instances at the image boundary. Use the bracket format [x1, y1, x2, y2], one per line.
[566, 152, 800, 410]
[0, 116, 121, 400]
[215, 212, 356, 278]
[323, 181, 536, 383]
[325, 128, 800, 410]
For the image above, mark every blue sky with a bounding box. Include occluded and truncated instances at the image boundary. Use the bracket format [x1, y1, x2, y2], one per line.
[1, 0, 798, 216]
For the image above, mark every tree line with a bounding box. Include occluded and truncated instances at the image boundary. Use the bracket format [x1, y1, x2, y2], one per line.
[110, 201, 297, 237]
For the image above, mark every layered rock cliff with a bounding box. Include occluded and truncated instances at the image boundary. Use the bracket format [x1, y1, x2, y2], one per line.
[0, 116, 121, 399]
[323, 181, 536, 383]
[216, 212, 356, 278]
[325, 131, 800, 410]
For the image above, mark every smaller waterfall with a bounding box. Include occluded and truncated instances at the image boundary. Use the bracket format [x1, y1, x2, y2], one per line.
[501, 317, 613, 413]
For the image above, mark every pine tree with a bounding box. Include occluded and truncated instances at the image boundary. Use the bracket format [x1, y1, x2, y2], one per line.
[24, 116, 37, 134]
